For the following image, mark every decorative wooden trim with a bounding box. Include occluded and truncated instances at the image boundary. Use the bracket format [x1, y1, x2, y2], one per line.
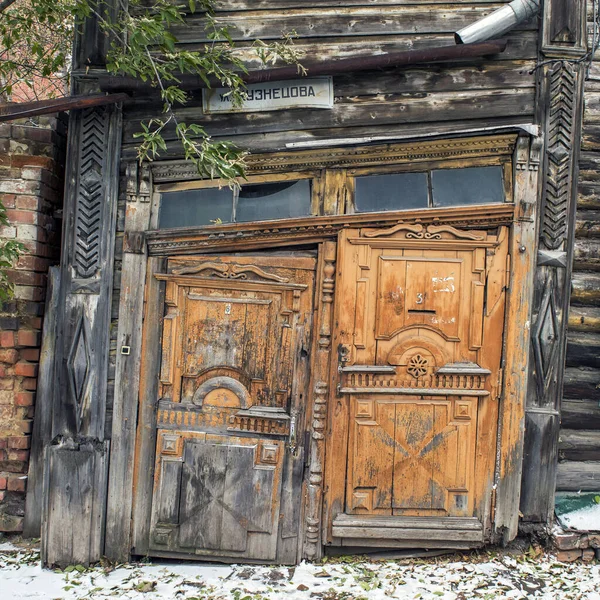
[104, 166, 154, 561]
[303, 241, 336, 560]
[541, 0, 587, 57]
[150, 134, 518, 182]
[494, 135, 541, 543]
[131, 257, 167, 556]
[172, 261, 290, 282]
[146, 204, 516, 256]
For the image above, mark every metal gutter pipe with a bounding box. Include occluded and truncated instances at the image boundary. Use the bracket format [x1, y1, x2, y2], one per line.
[455, 0, 540, 44]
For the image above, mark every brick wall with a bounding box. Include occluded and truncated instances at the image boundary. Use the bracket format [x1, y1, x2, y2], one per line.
[0, 117, 65, 532]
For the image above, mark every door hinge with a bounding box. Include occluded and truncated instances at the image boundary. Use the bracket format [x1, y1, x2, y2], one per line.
[490, 486, 497, 524]
[288, 410, 297, 454]
[504, 252, 511, 292]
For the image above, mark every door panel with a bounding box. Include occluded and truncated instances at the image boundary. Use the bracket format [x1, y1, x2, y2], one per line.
[325, 223, 509, 546]
[147, 255, 315, 562]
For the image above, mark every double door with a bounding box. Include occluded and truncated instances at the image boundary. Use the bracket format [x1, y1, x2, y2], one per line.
[141, 221, 510, 561]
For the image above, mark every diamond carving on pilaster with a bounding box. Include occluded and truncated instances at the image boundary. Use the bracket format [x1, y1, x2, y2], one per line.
[532, 275, 559, 395]
[67, 312, 91, 431]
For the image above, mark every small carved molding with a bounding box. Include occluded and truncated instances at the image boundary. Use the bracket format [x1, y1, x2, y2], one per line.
[407, 354, 429, 378]
[150, 134, 517, 182]
[66, 311, 92, 432]
[192, 376, 251, 409]
[365, 223, 485, 241]
[172, 261, 290, 283]
[73, 107, 107, 280]
[126, 161, 152, 203]
[541, 62, 577, 251]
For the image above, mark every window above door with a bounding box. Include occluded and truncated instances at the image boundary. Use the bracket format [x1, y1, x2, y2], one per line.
[152, 133, 516, 231]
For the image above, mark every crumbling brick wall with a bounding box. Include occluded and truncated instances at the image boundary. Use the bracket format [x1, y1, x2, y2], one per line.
[0, 117, 65, 532]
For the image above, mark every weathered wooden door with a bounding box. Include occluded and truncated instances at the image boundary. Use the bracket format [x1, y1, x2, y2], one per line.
[147, 254, 315, 562]
[325, 223, 509, 548]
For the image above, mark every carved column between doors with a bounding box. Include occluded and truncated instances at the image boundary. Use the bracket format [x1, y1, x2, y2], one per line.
[303, 241, 336, 560]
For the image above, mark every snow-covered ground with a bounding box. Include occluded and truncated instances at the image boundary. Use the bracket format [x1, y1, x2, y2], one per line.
[1, 541, 600, 600]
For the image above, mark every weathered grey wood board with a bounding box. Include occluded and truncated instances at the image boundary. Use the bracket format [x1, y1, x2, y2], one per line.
[41, 441, 110, 567]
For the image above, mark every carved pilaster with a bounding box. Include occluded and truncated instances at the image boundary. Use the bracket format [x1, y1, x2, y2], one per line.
[304, 241, 336, 560]
[520, 0, 586, 525]
[39, 104, 122, 566]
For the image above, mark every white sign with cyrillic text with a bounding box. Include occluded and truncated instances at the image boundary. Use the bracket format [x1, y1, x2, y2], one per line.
[202, 77, 333, 114]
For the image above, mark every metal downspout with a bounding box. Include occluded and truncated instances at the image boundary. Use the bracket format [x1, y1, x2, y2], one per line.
[455, 0, 540, 44]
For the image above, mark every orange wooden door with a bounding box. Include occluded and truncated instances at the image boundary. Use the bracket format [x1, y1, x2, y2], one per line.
[148, 255, 315, 562]
[324, 223, 509, 548]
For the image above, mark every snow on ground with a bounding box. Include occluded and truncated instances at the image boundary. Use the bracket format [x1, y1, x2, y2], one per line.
[1, 542, 600, 600]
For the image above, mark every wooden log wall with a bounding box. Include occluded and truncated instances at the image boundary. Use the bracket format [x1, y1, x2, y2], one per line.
[120, 1, 538, 160]
[556, 56, 600, 493]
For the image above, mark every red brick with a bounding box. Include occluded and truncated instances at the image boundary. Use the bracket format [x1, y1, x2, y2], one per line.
[8, 449, 29, 462]
[582, 548, 596, 562]
[0, 476, 6, 490]
[0, 331, 15, 348]
[10, 155, 54, 170]
[8, 436, 30, 450]
[0, 349, 19, 364]
[21, 378, 37, 391]
[556, 549, 582, 562]
[0, 378, 14, 390]
[0, 439, 7, 449]
[0, 193, 16, 208]
[6, 209, 38, 225]
[14, 195, 40, 211]
[9, 270, 46, 286]
[16, 330, 41, 347]
[14, 361, 38, 378]
[19, 316, 43, 330]
[0, 366, 6, 378]
[13, 285, 45, 302]
[15, 420, 32, 434]
[19, 348, 40, 362]
[14, 392, 34, 407]
[7, 476, 26, 492]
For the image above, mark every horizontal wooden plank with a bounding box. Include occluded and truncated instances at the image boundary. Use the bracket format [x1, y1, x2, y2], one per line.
[331, 61, 536, 95]
[573, 239, 600, 271]
[210, 0, 506, 9]
[578, 182, 600, 210]
[123, 88, 535, 143]
[333, 514, 483, 530]
[332, 526, 484, 541]
[171, 6, 534, 44]
[568, 306, 600, 333]
[121, 115, 532, 159]
[563, 367, 600, 400]
[556, 461, 600, 492]
[566, 332, 600, 368]
[559, 429, 600, 462]
[575, 211, 600, 239]
[571, 272, 600, 306]
[561, 398, 600, 430]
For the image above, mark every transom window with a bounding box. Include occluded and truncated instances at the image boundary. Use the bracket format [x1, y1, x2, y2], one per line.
[154, 138, 513, 230]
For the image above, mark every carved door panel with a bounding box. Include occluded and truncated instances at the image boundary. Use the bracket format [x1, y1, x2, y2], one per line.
[325, 223, 509, 547]
[148, 255, 315, 562]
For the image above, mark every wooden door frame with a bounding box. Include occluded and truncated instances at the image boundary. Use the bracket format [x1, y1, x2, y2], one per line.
[105, 133, 539, 562]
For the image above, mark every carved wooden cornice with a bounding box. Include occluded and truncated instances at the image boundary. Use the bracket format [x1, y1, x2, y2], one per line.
[150, 134, 518, 183]
[146, 204, 516, 256]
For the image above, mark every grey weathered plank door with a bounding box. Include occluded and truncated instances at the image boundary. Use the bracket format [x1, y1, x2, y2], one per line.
[144, 255, 315, 562]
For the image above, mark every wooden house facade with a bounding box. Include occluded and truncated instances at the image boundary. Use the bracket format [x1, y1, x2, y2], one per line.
[20, 0, 598, 565]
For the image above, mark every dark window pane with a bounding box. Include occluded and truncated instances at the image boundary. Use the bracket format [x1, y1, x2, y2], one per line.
[159, 187, 232, 228]
[236, 180, 312, 222]
[354, 173, 429, 212]
[431, 166, 504, 207]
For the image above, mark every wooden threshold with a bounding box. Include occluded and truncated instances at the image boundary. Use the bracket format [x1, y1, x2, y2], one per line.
[331, 514, 484, 544]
